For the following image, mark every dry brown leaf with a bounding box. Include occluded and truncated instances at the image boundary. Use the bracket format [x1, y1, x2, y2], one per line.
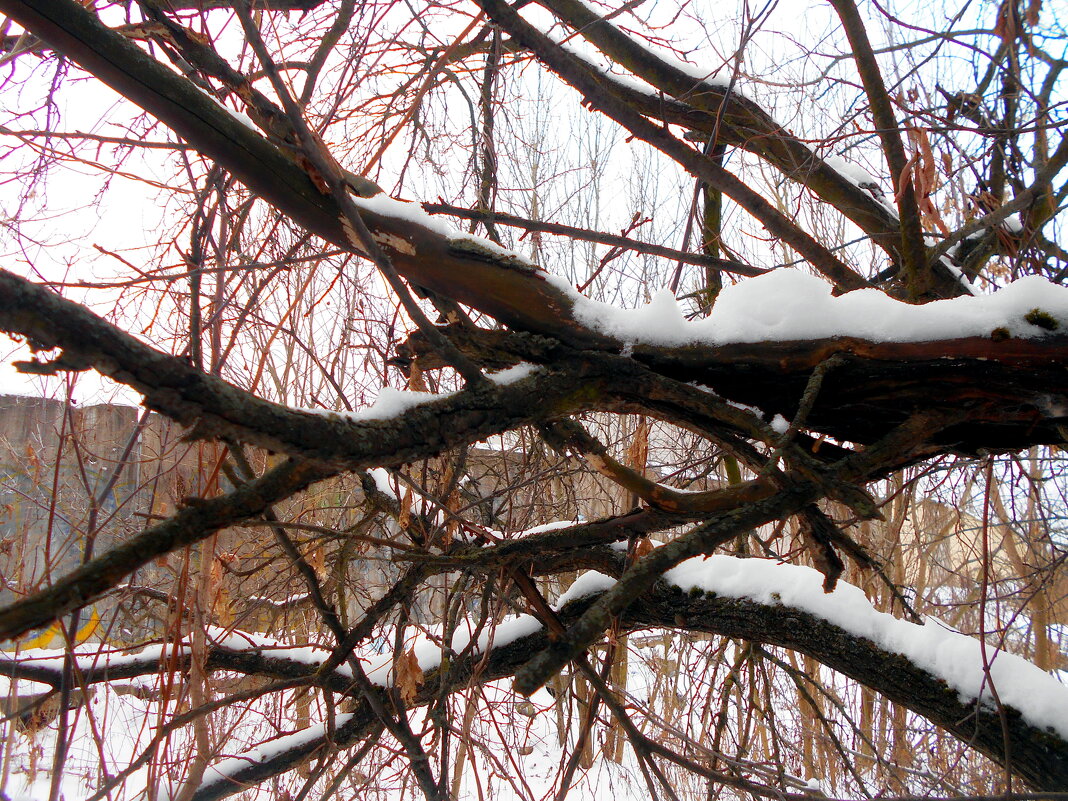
[994, 0, 1018, 44]
[1026, 0, 1041, 27]
[908, 127, 937, 189]
[395, 646, 424, 705]
[894, 154, 917, 204]
[398, 486, 412, 530]
[906, 126, 950, 234]
[209, 554, 232, 626]
[625, 417, 650, 474]
[308, 543, 326, 582]
[407, 361, 428, 392]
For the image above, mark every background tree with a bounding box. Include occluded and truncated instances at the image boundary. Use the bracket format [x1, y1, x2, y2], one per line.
[0, 0, 1066, 799]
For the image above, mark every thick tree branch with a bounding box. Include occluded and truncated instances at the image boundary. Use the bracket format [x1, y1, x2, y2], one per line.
[400, 322, 1068, 452]
[0, 269, 604, 468]
[5, 574, 1065, 794]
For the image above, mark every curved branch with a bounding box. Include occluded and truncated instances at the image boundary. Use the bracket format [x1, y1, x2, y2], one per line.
[0, 269, 607, 467]
[531, 0, 905, 266]
[5, 572, 1065, 795]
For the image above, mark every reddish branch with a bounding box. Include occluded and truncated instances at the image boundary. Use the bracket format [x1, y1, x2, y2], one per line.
[0, 1, 1067, 796]
[473, 0, 869, 292]
[420, 202, 765, 277]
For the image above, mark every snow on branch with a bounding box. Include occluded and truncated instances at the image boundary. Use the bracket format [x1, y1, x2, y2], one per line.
[661, 555, 1068, 740]
[3, 552, 1068, 796]
[558, 268, 1068, 347]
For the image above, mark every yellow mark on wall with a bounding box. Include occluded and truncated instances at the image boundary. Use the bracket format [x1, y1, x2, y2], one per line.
[6, 609, 100, 651]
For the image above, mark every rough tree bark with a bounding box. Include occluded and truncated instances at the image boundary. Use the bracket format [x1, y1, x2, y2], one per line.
[0, 0, 1065, 797]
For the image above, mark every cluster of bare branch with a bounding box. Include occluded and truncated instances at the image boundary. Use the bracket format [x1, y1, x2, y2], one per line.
[0, 0, 1065, 799]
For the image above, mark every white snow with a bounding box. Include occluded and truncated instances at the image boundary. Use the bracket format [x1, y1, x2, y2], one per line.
[823, 153, 884, 194]
[488, 363, 540, 385]
[1002, 213, 1024, 234]
[509, 519, 582, 537]
[351, 386, 453, 420]
[553, 268, 1068, 346]
[938, 254, 981, 296]
[0, 642, 187, 675]
[351, 193, 537, 267]
[819, 151, 899, 217]
[350, 192, 458, 238]
[555, 570, 617, 606]
[301, 386, 455, 424]
[192, 714, 355, 796]
[246, 592, 310, 608]
[366, 467, 398, 498]
[664, 554, 1068, 738]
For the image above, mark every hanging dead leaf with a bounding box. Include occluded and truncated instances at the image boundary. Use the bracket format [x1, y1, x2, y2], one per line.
[210, 554, 232, 626]
[894, 154, 917, 204]
[398, 487, 412, 530]
[395, 646, 424, 705]
[1026, 0, 1041, 26]
[994, 0, 1018, 44]
[307, 543, 326, 582]
[624, 417, 649, 473]
[906, 126, 950, 235]
[407, 361, 428, 392]
[799, 508, 845, 593]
